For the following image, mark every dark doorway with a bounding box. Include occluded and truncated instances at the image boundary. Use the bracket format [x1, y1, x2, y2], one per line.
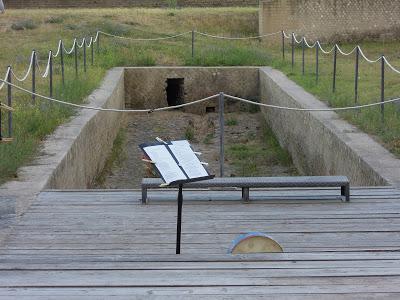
[166, 78, 185, 107]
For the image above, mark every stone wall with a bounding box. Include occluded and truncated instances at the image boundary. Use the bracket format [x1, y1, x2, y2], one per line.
[0, 68, 125, 216]
[259, 67, 400, 187]
[259, 0, 400, 42]
[124, 67, 259, 114]
[4, 0, 258, 8]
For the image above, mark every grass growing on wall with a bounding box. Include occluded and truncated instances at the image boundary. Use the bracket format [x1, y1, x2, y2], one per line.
[0, 7, 399, 184]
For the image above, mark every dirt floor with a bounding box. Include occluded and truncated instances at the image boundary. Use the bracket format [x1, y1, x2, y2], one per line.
[94, 110, 298, 189]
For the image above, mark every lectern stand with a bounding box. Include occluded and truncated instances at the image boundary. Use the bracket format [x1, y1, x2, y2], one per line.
[140, 139, 214, 254]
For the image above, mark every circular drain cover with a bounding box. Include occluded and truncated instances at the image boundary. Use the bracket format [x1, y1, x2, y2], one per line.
[229, 232, 283, 254]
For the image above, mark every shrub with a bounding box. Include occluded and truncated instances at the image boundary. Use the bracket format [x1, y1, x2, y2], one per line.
[11, 19, 38, 31]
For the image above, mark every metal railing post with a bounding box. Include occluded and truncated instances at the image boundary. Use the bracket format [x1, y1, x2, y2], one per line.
[191, 30, 195, 59]
[91, 37, 94, 65]
[291, 33, 295, 70]
[7, 66, 12, 138]
[316, 42, 319, 84]
[281, 30, 285, 60]
[32, 51, 36, 104]
[60, 41, 65, 86]
[97, 33, 100, 53]
[381, 55, 385, 123]
[74, 39, 78, 77]
[302, 37, 305, 75]
[49, 51, 53, 98]
[332, 45, 337, 93]
[219, 92, 225, 177]
[83, 38, 87, 73]
[354, 46, 359, 104]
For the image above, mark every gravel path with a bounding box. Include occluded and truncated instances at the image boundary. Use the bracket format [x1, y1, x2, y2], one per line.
[94, 111, 297, 189]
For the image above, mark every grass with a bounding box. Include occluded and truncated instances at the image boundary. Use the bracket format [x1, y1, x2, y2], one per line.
[0, 7, 399, 184]
[93, 128, 126, 187]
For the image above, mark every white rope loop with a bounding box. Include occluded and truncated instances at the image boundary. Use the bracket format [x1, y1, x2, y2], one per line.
[52, 40, 63, 58]
[63, 39, 77, 55]
[98, 30, 191, 41]
[40, 51, 52, 78]
[10, 51, 35, 82]
[0, 67, 11, 90]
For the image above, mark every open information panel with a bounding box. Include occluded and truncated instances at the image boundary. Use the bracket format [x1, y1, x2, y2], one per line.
[140, 140, 214, 186]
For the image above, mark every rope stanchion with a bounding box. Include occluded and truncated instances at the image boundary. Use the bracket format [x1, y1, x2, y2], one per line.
[7, 66, 12, 139]
[74, 39, 78, 77]
[32, 51, 36, 104]
[316, 44, 319, 84]
[332, 45, 337, 93]
[49, 51, 53, 98]
[354, 47, 360, 104]
[301, 37, 305, 75]
[83, 38, 87, 73]
[381, 55, 385, 123]
[60, 41, 65, 86]
[291, 33, 295, 70]
[281, 30, 285, 60]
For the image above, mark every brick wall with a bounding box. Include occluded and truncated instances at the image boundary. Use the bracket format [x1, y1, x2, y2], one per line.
[4, 0, 258, 8]
[259, 0, 400, 42]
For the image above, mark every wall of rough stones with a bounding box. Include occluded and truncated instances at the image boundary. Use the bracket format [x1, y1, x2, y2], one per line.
[259, 0, 400, 42]
[4, 0, 258, 8]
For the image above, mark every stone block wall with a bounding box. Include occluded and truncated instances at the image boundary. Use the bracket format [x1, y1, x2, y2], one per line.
[4, 0, 258, 8]
[259, 0, 400, 42]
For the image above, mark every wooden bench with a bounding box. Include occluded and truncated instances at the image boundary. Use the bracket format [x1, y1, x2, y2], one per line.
[141, 176, 350, 204]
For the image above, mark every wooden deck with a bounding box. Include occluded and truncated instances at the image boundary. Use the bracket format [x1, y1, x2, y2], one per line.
[1, 187, 400, 299]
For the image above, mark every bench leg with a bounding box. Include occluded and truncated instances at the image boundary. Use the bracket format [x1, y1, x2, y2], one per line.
[142, 187, 148, 205]
[341, 184, 350, 202]
[242, 188, 250, 203]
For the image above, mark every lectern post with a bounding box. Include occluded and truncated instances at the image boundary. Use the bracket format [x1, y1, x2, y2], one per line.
[176, 184, 184, 254]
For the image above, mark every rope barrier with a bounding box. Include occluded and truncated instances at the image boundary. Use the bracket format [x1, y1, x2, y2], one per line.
[0, 67, 10, 90]
[10, 51, 35, 82]
[1, 78, 399, 113]
[194, 30, 282, 40]
[98, 30, 191, 41]
[63, 39, 77, 55]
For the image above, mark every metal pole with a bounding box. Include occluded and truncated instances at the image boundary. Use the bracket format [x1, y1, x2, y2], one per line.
[7, 67, 12, 138]
[49, 51, 53, 98]
[60, 41, 65, 86]
[97, 33, 100, 53]
[281, 30, 285, 60]
[32, 51, 36, 104]
[332, 45, 337, 93]
[191, 30, 195, 59]
[316, 42, 319, 84]
[74, 39, 78, 77]
[0, 101, 2, 141]
[381, 55, 385, 123]
[302, 37, 305, 75]
[83, 38, 87, 73]
[291, 33, 295, 70]
[219, 92, 225, 177]
[91, 37, 94, 65]
[354, 47, 359, 104]
[176, 184, 183, 255]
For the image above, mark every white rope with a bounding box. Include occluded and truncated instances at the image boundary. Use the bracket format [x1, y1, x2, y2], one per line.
[85, 37, 93, 48]
[0, 78, 219, 112]
[293, 33, 302, 44]
[0, 67, 11, 90]
[224, 94, 400, 112]
[194, 30, 281, 40]
[98, 30, 191, 41]
[282, 31, 292, 39]
[383, 56, 400, 74]
[52, 40, 62, 58]
[358, 47, 381, 63]
[93, 31, 100, 43]
[77, 38, 85, 49]
[303, 37, 317, 49]
[40, 51, 52, 78]
[10, 51, 35, 82]
[63, 39, 77, 55]
[317, 41, 336, 54]
[336, 45, 358, 56]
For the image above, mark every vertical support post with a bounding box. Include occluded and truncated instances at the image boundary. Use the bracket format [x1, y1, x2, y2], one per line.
[354, 47, 359, 104]
[301, 37, 305, 75]
[191, 30, 195, 59]
[291, 33, 295, 70]
[219, 92, 225, 178]
[176, 184, 183, 255]
[60, 41, 65, 86]
[32, 51, 36, 104]
[281, 30, 285, 60]
[83, 38, 87, 73]
[91, 37, 94, 65]
[97, 33, 100, 53]
[74, 39, 78, 77]
[381, 55, 385, 123]
[332, 45, 337, 93]
[49, 51, 53, 98]
[0, 101, 2, 141]
[7, 67, 12, 138]
[316, 42, 319, 84]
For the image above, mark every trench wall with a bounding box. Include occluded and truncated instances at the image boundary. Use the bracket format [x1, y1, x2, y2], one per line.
[259, 67, 400, 187]
[124, 67, 259, 114]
